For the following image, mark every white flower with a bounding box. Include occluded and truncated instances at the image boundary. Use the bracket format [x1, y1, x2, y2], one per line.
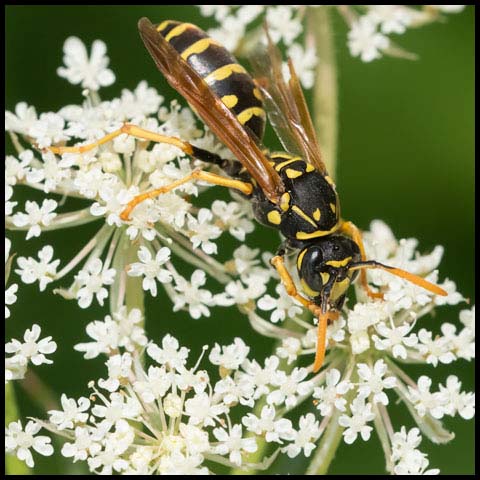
[91, 392, 142, 430]
[147, 334, 189, 370]
[430, 5, 465, 13]
[276, 337, 301, 364]
[266, 6, 302, 46]
[243, 405, 296, 444]
[267, 367, 313, 408]
[187, 208, 222, 255]
[212, 424, 257, 466]
[283, 413, 321, 458]
[347, 302, 389, 354]
[98, 352, 133, 392]
[73, 166, 117, 199]
[258, 283, 303, 323]
[391, 426, 422, 461]
[416, 328, 456, 366]
[5, 150, 33, 185]
[348, 16, 390, 62]
[28, 112, 69, 148]
[372, 321, 418, 359]
[173, 270, 215, 320]
[57, 36, 115, 91]
[211, 200, 254, 241]
[338, 397, 376, 444]
[5, 283, 18, 319]
[118, 81, 163, 122]
[184, 391, 227, 427]
[285, 43, 318, 89]
[127, 246, 172, 296]
[366, 5, 413, 34]
[214, 275, 266, 307]
[5, 324, 57, 367]
[459, 306, 475, 330]
[133, 365, 172, 403]
[61, 426, 101, 463]
[214, 374, 255, 407]
[12, 199, 58, 240]
[391, 427, 439, 475]
[438, 375, 475, 420]
[15, 245, 60, 291]
[209, 337, 250, 371]
[242, 355, 280, 399]
[313, 369, 352, 416]
[5, 184, 17, 216]
[26, 150, 71, 193]
[48, 394, 91, 430]
[356, 359, 396, 405]
[5, 420, 54, 468]
[5, 102, 38, 136]
[230, 245, 262, 277]
[159, 452, 208, 475]
[208, 16, 246, 51]
[74, 258, 116, 308]
[407, 376, 448, 419]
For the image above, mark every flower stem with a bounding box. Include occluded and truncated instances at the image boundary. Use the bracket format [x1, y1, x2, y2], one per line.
[307, 6, 338, 180]
[306, 407, 344, 474]
[111, 231, 145, 315]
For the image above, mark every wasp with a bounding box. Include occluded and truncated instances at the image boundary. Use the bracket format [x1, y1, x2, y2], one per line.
[49, 18, 447, 372]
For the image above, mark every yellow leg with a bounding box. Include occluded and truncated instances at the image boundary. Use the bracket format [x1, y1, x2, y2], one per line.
[271, 255, 336, 372]
[48, 123, 194, 155]
[47, 123, 254, 221]
[339, 220, 384, 300]
[120, 169, 253, 221]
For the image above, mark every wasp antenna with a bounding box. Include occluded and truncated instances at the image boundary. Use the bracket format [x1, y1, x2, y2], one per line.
[349, 261, 447, 297]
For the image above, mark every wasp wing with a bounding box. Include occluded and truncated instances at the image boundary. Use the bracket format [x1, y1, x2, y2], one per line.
[250, 28, 327, 175]
[137, 17, 284, 203]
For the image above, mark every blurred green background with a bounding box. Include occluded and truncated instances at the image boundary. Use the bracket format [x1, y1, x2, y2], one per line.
[5, 6, 474, 475]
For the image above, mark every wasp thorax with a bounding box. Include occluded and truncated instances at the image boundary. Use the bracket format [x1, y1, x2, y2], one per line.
[296, 235, 362, 306]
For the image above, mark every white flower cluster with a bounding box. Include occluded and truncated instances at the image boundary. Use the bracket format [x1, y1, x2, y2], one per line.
[29, 335, 325, 473]
[5, 36, 256, 318]
[5, 324, 57, 384]
[198, 5, 466, 71]
[247, 220, 474, 473]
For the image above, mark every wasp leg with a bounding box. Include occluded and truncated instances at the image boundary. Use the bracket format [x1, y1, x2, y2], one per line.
[48, 123, 194, 156]
[48, 123, 243, 177]
[271, 254, 334, 372]
[120, 169, 253, 221]
[339, 220, 384, 300]
[189, 146, 244, 178]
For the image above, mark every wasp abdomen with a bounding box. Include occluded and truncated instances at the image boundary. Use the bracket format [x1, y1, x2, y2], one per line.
[156, 20, 266, 142]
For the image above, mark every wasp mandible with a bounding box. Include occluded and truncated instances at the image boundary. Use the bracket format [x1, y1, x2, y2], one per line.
[49, 18, 447, 372]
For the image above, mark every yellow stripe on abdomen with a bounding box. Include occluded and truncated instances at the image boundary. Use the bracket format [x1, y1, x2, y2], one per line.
[237, 107, 265, 125]
[204, 63, 247, 84]
[164, 23, 196, 42]
[180, 38, 220, 60]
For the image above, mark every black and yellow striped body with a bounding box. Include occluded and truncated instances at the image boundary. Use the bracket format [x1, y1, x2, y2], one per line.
[156, 20, 266, 142]
[251, 152, 340, 244]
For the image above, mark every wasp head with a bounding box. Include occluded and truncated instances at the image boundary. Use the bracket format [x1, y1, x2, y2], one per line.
[296, 235, 361, 312]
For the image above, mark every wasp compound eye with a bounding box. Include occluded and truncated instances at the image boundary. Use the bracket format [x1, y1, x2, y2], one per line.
[296, 236, 362, 299]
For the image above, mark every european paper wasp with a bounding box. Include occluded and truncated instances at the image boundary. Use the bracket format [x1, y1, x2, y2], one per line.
[49, 18, 447, 372]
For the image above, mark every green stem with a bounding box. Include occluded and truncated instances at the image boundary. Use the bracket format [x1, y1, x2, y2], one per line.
[305, 408, 344, 475]
[308, 6, 338, 180]
[111, 231, 145, 315]
[5, 382, 31, 474]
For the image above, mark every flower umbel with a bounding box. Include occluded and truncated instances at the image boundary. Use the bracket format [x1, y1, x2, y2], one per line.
[5, 6, 473, 476]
